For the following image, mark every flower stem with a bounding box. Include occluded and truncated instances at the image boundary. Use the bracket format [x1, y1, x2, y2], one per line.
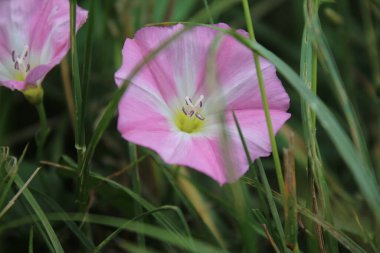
[35, 101, 49, 159]
[242, 0, 285, 196]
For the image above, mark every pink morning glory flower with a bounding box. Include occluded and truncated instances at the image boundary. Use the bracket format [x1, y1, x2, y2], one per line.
[115, 24, 290, 184]
[0, 0, 87, 91]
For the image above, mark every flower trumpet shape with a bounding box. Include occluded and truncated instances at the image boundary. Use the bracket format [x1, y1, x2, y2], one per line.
[0, 0, 87, 91]
[115, 24, 290, 184]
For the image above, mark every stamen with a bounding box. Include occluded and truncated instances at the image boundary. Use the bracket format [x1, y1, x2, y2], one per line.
[11, 51, 15, 62]
[182, 106, 188, 116]
[196, 113, 205, 120]
[20, 45, 29, 60]
[11, 45, 31, 74]
[193, 95, 204, 107]
[182, 94, 205, 120]
[185, 96, 194, 107]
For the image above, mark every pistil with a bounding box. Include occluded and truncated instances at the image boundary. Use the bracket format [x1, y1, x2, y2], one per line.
[11, 45, 31, 77]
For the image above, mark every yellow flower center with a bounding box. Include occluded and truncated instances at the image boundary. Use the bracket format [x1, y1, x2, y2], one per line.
[174, 95, 206, 134]
[175, 110, 205, 133]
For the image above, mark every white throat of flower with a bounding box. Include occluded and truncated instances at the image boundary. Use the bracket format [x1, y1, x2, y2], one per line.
[12, 45, 31, 79]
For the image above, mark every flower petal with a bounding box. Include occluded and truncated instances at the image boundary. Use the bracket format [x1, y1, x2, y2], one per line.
[226, 109, 291, 160]
[114, 38, 176, 103]
[167, 136, 250, 185]
[115, 24, 230, 105]
[216, 32, 290, 111]
[0, 80, 25, 90]
[28, 0, 87, 64]
[25, 65, 51, 85]
[117, 83, 173, 140]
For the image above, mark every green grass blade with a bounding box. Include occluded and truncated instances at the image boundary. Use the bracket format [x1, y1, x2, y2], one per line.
[202, 0, 214, 24]
[0, 167, 41, 219]
[81, 0, 95, 108]
[191, 0, 239, 23]
[301, 1, 338, 251]
[129, 143, 145, 248]
[115, 239, 160, 253]
[297, 205, 367, 253]
[28, 227, 34, 253]
[232, 113, 286, 251]
[94, 206, 193, 253]
[69, 0, 84, 152]
[14, 175, 64, 253]
[256, 160, 286, 251]
[0, 147, 18, 209]
[283, 144, 299, 252]
[30, 188, 96, 251]
[1, 213, 226, 253]
[359, 0, 380, 90]
[241, 0, 285, 197]
[154, 158, 229, 249]
[70, 0, 88, 211]
[41, 163, 195, 250]
[305, 2, 372, 169]
[244, 178, 368, 253]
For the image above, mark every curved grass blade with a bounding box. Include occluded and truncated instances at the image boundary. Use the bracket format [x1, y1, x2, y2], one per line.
[202, 0, 214, 24]
[29, 188, 96, 251]
[244, 177, 368, 253]
[0, 213, 226, 253]
[14, 175, 64, 253]
[232, 113, 286, 251]
[94, 206, 193, 253]
[283, 142, 299, 252]
[40, 163, 194, 251]
[129, 143, 145, 248]
[0, 147, 18, 209]
[241, 0, 285, 196]
[190, 0, 239, 23]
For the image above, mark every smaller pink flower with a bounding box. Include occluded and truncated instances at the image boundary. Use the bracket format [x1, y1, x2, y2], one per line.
[115, 24, 290, 184]
[0, 0, 87, 91]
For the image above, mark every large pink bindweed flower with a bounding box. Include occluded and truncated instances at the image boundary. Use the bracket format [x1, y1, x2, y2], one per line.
[0, 0, 87, 91]
[115, 24, 290, 184]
